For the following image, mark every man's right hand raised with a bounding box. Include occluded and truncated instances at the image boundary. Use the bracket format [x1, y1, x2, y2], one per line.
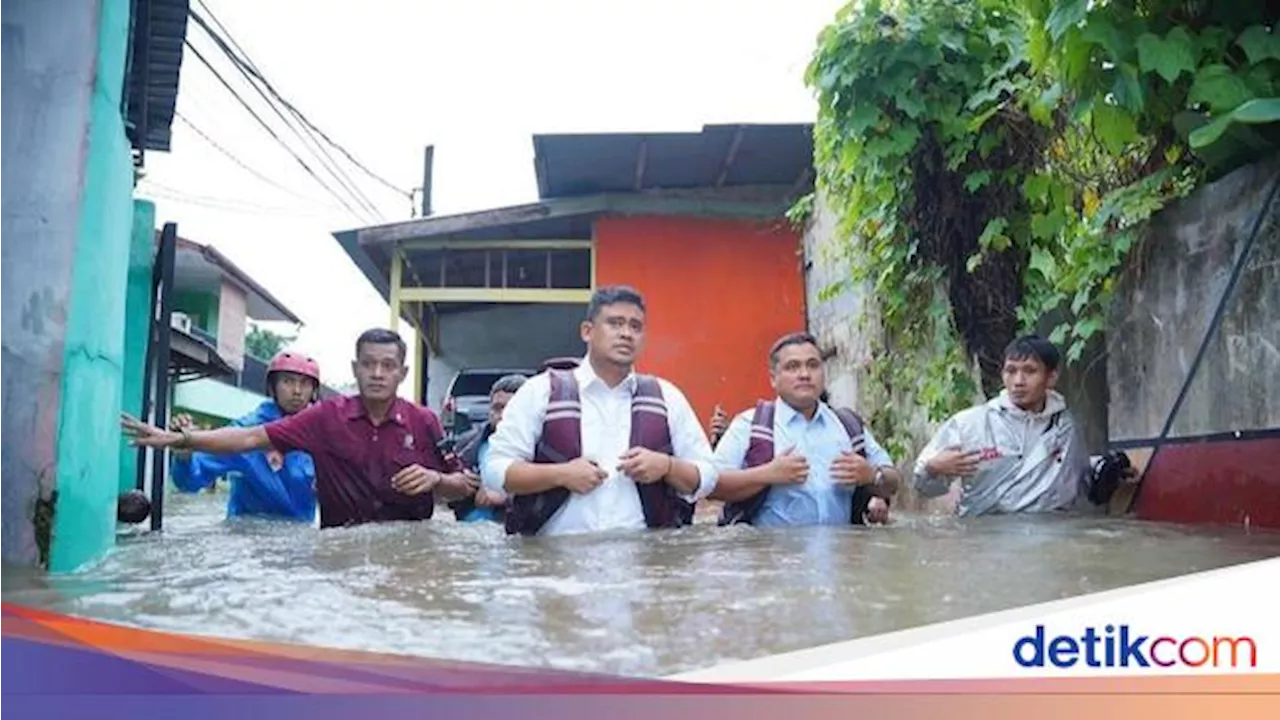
[559, 457, 608, 494]
[767, 447, 809, 485]
[122, 413, 184, 449]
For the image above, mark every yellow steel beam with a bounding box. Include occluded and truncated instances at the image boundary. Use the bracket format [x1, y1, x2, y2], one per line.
[398, 239, 592, 251]
[398, 287, 592, 304]
[388, 251, 403, 331]
[411, 323, 424, 404]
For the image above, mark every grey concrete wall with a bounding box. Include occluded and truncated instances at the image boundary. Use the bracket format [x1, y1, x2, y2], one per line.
[803, 195, 873, 410]
[1, 0, 99, 566]
[802, 196, 977, 511]
[425, 303, 587, 410]
[1108, 158, 1280, 441]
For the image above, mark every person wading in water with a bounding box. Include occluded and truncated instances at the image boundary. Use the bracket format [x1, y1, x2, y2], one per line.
[913, 335, 1125, 516]
[711, 332, 898, 527]
[123, 329, 477, 528]
[169, 351, 323, 523]
[481, 285, 718, 537]
[448, 373, 527, 524]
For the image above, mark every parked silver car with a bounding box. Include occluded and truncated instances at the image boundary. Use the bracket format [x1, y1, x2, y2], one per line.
[441, 367, 533, 434]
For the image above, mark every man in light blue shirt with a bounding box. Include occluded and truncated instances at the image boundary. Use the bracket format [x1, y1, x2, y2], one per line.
[711, 332, 900, 526]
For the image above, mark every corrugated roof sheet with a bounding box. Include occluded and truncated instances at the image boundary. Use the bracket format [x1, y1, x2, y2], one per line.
[533, 123, 814, 199]
[126, 0, 190, 155]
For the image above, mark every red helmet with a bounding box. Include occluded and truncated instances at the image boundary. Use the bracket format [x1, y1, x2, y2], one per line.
[267, 351, 321, 384]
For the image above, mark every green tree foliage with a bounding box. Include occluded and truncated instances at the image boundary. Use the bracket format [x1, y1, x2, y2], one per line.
[805, 0, 1279, 451]
[244, 324, 294, 361]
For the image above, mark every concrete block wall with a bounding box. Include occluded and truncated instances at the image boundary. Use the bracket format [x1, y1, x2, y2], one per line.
[1107, 158, 1280, 442]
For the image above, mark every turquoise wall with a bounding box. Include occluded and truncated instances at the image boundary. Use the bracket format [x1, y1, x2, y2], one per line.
[50, 0, 133, 572]
[118, 199, 155, 493]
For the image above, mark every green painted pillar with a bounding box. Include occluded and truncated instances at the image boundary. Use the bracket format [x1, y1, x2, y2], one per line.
[50, 0, 133, 572]
[119, 200, 155, 493]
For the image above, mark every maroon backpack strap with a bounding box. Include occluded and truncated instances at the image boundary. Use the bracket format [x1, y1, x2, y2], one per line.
[536, 370, 582, 462]
[630, 375, 672, 453]
[717, 400, 775, 526]
[630, 375, 693, 529]
[504, 370, 581, 536]
[832, 407, 867, 458]
[745, 400, 776, 468]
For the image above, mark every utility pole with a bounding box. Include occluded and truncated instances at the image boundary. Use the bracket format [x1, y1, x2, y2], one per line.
[421, 144, 434, 217]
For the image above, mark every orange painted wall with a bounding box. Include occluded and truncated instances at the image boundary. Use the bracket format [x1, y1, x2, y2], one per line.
[594, 215, 806, 432]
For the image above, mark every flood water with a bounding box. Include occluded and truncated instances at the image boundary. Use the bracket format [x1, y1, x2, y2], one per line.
[4, 490, 1279, 677]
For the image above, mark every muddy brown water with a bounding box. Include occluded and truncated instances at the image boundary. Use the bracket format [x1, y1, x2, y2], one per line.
[4, 490, 1278, 677]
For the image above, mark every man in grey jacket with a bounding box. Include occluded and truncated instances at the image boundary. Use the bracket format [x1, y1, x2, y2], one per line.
[914, 335, 1098, 516]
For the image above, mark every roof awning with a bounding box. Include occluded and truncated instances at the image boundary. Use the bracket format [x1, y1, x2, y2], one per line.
[169, 326, 235, 382]
[125, 0, 191, 159]
[533, 123, 814, 199]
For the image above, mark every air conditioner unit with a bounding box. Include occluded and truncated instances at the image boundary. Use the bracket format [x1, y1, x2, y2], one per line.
[171, 312, 192, 334]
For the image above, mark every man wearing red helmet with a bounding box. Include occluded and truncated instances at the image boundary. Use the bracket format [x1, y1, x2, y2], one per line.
[169, 351, 322, 522]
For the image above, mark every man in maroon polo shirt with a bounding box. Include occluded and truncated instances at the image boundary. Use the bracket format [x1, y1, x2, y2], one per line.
[122, 328, 477, 528]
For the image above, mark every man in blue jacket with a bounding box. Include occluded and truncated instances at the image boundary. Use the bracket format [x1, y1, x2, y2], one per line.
[170, 351, 322, 523]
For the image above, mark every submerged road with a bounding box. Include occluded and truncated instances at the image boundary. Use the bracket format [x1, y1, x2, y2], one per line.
[4, 491, 1278, 677]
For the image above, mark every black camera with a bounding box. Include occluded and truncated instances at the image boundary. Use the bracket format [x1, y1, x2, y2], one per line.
[1088, 450, 1133, 506]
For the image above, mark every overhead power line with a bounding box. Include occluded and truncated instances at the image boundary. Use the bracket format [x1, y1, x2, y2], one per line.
[191, 0, 412, 203]
[175, 110, 324, 203]
[187, 8, 385, 221]
[138, 180, 343, 217]
[182, 38, 371, 222]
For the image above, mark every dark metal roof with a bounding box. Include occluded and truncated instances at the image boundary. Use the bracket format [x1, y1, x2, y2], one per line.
[533, 123, 814, 199]
[126, 0, 190, 156]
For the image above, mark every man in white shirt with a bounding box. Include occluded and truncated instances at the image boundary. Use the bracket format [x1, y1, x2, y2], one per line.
[481, 285, 718, 536]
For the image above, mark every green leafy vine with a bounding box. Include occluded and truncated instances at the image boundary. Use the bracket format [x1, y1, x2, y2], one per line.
[805, 0, 1279, 451]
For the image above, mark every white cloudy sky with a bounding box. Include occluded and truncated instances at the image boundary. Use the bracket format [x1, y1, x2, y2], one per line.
[141, 0, 844, 388]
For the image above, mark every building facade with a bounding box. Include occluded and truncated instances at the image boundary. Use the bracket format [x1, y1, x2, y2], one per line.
[335, 124, 813, 429]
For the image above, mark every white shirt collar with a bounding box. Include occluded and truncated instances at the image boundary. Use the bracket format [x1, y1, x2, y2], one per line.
[574, 355, 637, 394]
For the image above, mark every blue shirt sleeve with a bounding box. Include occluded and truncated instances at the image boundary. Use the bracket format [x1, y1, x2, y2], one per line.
[171, 450, 248, 492]
[168, 406, 263, 493]
[861, 427, 895, 468]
